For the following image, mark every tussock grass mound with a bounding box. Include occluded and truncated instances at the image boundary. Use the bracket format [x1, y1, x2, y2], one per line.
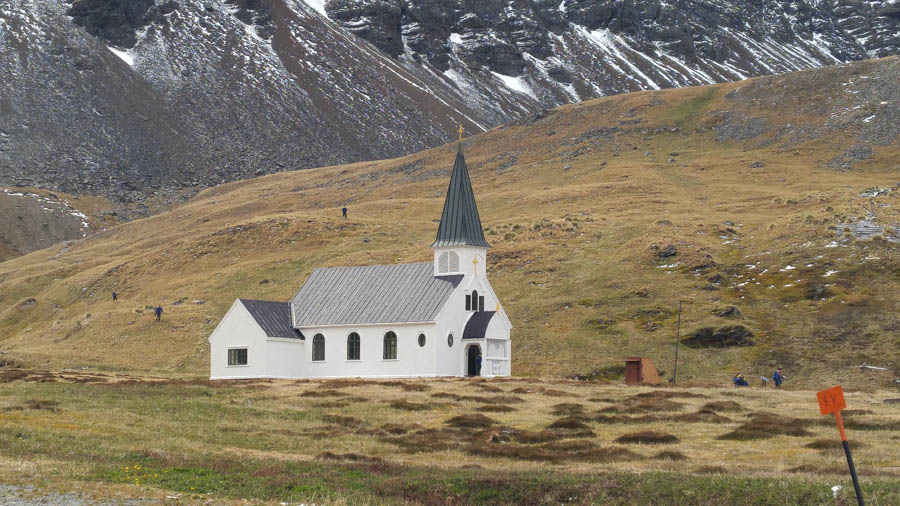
[300, 389, 348, 398]
[550, 402, 586, 416]
[701, 400, 744, 412]
[615, 431, 680, 445]
[469, 439, 642, 463]
[472, 383, 504, 393]
[446, 414, 498, 429]
[431, 392, 525, 404]
[654, 450, 689, 461]
[322, 414, 366, 429]
[389, 399, 432, 411]
[600, 396, 684, 413]
[805, 439, 867, 450]
[547, 417, 591, 430]
[633, 390, 706, 400]
[718, 412, 811, 440]
[694, 465, 727, 474]
[316, 452, 384, 465]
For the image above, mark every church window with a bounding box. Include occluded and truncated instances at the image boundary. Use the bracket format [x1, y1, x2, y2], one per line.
[227, 348, 248, 366]
[465, 294, 471, 311]
[479, 296, 485, 312]
[312, 334, 325, 361]
[471, 290, 478, 311]
[418, 333, 426, 347]
[383, 331, 397, 360]
[347, 332, 360, 361]
[447, 333, 454, 348]
[438, 251, 460, 273]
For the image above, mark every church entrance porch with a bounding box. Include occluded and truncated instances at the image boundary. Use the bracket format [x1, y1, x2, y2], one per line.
[466, 344, 482, 377]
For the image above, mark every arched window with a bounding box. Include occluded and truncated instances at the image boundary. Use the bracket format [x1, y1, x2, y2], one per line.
[383, 331, 397, 360]
[312, 333, 325, 361]
[347, 332, 360, 361]
[438, 251, 460, 273]
[471, 290, 478, 312]
[418, 333, 426, 347]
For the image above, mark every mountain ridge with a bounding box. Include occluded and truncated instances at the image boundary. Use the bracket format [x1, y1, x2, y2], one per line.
[2, 0, 898, 208]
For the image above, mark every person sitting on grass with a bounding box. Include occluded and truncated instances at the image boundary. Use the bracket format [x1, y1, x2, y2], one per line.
[733, 373, 749, 387]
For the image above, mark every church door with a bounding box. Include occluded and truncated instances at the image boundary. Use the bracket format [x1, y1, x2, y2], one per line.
[466, 345, 482, 377]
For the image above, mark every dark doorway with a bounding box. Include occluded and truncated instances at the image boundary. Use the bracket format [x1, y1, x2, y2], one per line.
[467, 345, 482, 377]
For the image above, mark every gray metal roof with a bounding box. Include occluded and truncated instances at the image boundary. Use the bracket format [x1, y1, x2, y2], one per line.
[432, 147, 491, 249]
[239, 299, 305, 339]
[290, 263, 463, 327]
[463, 311, 496, 339]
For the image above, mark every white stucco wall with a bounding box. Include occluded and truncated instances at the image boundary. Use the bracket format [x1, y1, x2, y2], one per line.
[297, 323, 450, 378]
[209, 300, 269, 380]
[265, 338, 305, 378]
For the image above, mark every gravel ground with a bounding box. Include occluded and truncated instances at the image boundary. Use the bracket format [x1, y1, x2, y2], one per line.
[0, 485, 152, 505]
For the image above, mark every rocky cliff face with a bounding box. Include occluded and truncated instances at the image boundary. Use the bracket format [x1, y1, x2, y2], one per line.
[1, 0, 532, 211]
[0, 0, 898, 209]
[325, 0, 900, 107]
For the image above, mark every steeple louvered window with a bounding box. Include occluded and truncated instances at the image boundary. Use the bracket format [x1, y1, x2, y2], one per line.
[438, 251, 459, 273]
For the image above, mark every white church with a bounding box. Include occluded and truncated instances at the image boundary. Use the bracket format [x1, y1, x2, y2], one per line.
[208, 144, 512, 379]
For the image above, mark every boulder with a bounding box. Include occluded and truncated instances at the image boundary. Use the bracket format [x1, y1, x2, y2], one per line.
[682, 325, 754, 348]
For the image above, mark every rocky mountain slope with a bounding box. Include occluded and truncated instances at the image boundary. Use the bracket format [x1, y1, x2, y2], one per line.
[327, 0, 900, 106]
[0, 58, 897, 386]
[1, 0, 527, 209]
[2, 0, 898, 210]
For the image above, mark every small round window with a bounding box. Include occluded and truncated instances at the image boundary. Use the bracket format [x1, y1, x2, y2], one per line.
[447, 333, 454, 348]
[418, 333, 426, 347]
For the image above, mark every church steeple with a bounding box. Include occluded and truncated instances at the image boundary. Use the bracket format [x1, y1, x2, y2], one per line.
[432, 138, 490, 249]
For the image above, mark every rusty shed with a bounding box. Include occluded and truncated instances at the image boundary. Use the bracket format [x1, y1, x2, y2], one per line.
[625, 357, 661, 385]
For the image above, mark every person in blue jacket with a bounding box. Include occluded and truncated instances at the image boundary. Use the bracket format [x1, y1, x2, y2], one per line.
[773, 368, 784, 388]
[733, 373, 749, 387]
[155, 305, 163, 321]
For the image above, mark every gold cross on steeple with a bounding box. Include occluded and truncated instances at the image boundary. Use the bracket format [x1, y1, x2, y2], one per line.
[458, 124, 464, 143]
[472, 255, 478, 268]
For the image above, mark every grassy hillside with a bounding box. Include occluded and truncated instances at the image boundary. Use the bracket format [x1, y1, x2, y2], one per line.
[0, 57, 898, 388]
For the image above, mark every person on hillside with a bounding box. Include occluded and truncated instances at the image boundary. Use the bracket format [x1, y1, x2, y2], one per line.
[112, 290, 117, 301]
[342, 206, 348, 219]
[733, 373, 749, 387]
[155, 305, 163, 321]
[773, 368, 784, 388]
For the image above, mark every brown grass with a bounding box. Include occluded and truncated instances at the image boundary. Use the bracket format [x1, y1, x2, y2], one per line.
[469, 439, 642, 463]
[701, 400, 744, 412]
[477, 404, 517, 413]
[615, 431, 680, 445]
[445, 414, 498, 429]
[550, 402, 586, 416]
[547, 417, 591, 430]
[804, 439, 867, 450]
[718, 412, 812, 440]
[654, 450, 689, 461]
[388, 399, 432, 411]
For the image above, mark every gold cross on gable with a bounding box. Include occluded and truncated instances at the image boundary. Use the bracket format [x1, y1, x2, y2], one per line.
[472, 255, 478, 268]
[458, 124, 464, 143]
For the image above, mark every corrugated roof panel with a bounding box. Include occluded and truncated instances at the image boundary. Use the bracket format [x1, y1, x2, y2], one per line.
[239, 299, 305, 339]
[291, 263, 463, 327]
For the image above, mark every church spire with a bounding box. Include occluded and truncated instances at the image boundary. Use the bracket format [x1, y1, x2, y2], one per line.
[432, 136, 490, 249]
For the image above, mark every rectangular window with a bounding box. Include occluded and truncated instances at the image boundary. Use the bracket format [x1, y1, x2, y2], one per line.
[479, 296, 485, 312]
[228, 348, 248, 366]
[465, 295, 471, 311]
